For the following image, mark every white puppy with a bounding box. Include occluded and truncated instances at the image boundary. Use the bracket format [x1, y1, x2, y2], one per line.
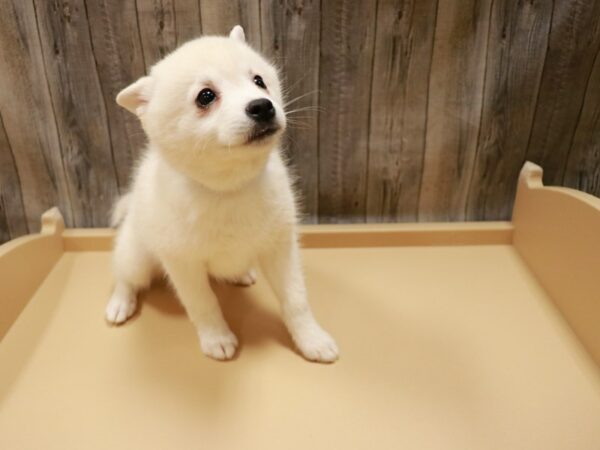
[105, 26, 338, 363]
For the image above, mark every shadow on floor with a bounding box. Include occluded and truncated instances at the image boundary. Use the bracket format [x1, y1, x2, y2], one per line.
[138, 278, 297, 356]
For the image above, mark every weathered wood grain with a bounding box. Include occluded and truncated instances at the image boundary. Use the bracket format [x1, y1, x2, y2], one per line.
[0, 197, 12, 243]
[3, 0, 600, 242]
[418, 0, 492, 221]
[85, 0, 147, 190]
[465, 0, 553, 220]
[564, 42, 600, 196]
[261, 0, 321, 223]
[199, 0, 261, 49]
[173, 0, 202, 43]
[136, 0, 178, 67]
[366, 0, 438, 223]
[318, 0, 377, 223]
[525, 0, 600, 186]
[34, 0, 120, 227]
[0, 112, 28, 242]
[0, 0, 73, 231]
[136, 0, 202, 69]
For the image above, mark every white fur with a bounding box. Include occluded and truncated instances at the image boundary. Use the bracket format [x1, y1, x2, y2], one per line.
[106, 26, 338, 363]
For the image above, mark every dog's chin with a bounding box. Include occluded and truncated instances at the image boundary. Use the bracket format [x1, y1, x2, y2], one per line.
[246, 124, 281, 145]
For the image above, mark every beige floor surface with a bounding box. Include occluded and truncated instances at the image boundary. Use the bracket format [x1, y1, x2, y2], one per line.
[1, 245, 600, 450]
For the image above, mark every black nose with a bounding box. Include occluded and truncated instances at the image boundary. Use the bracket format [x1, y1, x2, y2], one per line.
[246, 98, 275, 123]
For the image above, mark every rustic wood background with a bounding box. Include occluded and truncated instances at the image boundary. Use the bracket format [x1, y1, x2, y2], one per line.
[1, 0, 600, 242]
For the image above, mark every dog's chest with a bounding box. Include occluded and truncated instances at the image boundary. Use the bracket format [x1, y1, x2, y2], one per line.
[162, 175, 289, 263]
[199, 195, 273, 253]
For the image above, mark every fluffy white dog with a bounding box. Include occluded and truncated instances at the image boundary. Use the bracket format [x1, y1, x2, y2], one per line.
[105, 26, 338, 363]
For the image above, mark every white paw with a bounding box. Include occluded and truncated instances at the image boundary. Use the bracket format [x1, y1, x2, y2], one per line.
[229, 269, 257, 287]
[292, 324, 339, 363]
[105, 292, 137, 324]
[199, 328, 238, 360]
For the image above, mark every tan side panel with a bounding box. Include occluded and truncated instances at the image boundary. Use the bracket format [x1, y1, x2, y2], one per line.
[301, 222, 513, 248]
[0, 209, 64, 339]
[513, 162, 600, 368]
[62, 229, 115, 252]
[61, 222, 514, 252]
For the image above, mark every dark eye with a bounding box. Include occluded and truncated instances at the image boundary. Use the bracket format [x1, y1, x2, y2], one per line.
[254, 75, 267, 89]
[195, 88, 216, 107]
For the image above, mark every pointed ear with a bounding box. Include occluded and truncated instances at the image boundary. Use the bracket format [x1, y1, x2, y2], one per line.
[229, 25, 245, 43]
[116, 76, 153, 115]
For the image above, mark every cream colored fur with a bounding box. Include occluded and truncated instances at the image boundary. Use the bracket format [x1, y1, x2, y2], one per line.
[105, 26, 338, 362]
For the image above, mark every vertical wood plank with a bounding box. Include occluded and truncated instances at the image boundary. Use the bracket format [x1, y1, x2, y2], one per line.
[0, 0, 73, 230]
[366, 0, 438, 223]
[85, 0, 147, 189]
[173, 0, 202, 43]
[564, 45, 600, 196]
[525, 0, 600, 186]
[136, 0, 177, 68]
[318, 0, 377, 223]
[261, 0, 321, 223]
[465, 0, 553, 220]
[199, 0, 261, 49]
[0, 198, 11, 243]
[136, 0, 201, 68]
[34, 0, 120, 226]
[0, 113, 28, 242]
[418, 0, 492, 221]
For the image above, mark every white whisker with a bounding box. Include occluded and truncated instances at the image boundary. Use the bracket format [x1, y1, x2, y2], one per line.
[283, 89, 320, 108]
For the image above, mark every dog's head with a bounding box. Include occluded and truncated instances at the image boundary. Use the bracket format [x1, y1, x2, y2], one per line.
[117, 26, 286, 187]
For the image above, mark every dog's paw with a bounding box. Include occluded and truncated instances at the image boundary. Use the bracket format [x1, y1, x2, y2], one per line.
[227, 269, 257, 287]
[293, 325, 339, 363]
[105, 292, 137, 324]
[199, 328, 238, 360]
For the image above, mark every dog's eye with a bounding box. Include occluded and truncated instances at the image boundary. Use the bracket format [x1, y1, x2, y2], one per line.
[195, 88, 216, 107]
[254, 75, 267, 89]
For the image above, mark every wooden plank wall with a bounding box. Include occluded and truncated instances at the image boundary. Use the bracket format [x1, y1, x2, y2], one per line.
[1, 0, 600, 241]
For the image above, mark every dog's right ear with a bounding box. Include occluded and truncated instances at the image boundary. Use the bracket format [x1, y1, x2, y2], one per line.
[116, 76, 154, 116]
[229, 25, 245, 43]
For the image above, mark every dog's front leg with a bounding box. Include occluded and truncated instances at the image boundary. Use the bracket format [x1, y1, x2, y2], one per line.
[162, 258, 237, 360]
[260, 234, 339, 363]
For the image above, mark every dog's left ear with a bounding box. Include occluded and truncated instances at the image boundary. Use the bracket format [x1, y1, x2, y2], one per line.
[116, 76, 154, 116]
[229, 25, 245, 43]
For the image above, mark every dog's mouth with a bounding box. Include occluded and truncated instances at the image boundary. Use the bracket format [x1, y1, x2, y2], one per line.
[247, 124, 280, 144]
